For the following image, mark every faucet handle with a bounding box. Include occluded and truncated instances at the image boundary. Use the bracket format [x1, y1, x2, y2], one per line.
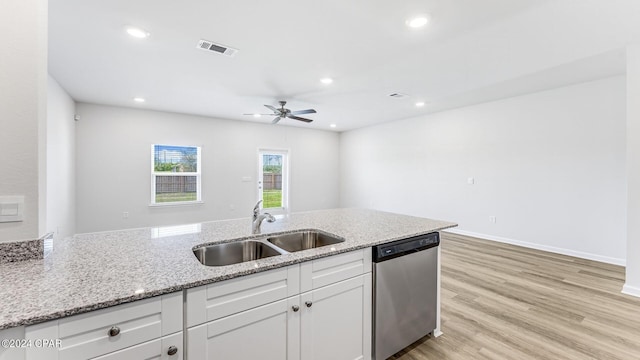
[253, 200, 263, 215]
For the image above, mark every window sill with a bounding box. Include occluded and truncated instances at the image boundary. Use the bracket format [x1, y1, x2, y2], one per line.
[149, 201, 204, 207]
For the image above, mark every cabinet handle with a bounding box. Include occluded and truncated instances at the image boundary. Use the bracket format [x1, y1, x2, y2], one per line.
[167, 346, 178, 356]
[108, 326, 120, 337]
[305, 301, 313, 308]
[292, 305, 300, 312]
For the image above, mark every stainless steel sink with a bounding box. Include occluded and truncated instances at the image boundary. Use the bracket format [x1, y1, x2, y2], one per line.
[193, 230, 345, 266]
[193, 240, 282, 266]
[267, 230, 345, 252]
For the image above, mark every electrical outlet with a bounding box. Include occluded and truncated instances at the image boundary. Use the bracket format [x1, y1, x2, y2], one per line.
[489, 216, 496, 223]
[123, 212, 129, 219]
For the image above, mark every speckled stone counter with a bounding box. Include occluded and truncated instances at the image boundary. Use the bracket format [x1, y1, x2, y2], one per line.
[0, 208, 456, 330]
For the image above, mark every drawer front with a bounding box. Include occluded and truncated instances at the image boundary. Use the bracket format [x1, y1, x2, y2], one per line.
[24, 292, 182, 360]
[92, 332, 183, 360]
[300, 249, 371, 292]
[187, 265, 299, 327]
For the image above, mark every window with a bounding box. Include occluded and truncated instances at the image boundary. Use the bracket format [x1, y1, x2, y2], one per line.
[258, 149, 288, 211]
[151, 144, 201, 205]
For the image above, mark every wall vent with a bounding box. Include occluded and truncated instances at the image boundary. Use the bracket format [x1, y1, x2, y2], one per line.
[197, 39, 238, 57]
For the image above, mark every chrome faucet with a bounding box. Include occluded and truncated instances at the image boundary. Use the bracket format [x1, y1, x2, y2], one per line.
[252, 200, 275, 234]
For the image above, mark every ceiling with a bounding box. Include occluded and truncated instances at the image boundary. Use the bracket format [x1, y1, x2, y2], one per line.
[48, 0, 627, 132]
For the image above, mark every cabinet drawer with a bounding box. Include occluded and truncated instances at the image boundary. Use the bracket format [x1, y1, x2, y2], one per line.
[300, 249, 371, 292]
[186, 265, 299, 327]
[24, 291, 182, 360]
[93, 332, 183, 360]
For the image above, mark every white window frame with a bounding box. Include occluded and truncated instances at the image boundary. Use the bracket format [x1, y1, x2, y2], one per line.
[258, 149, 289, 214]
[150, 144, 202, 206]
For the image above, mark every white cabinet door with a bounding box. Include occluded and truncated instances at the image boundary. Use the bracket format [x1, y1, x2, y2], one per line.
[187, 297, 301, 360]
[300, 273, 372, 360]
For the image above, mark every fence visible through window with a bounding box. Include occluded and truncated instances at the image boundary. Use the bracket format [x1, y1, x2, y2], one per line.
[152, 144, 201, 204]
[259, 151, 286, 209]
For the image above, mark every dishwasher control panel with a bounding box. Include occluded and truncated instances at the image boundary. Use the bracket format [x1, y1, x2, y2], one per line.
[373, 232, 440, 262]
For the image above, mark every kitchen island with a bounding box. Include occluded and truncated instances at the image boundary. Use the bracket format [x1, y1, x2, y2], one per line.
[0, 208, 456, 359]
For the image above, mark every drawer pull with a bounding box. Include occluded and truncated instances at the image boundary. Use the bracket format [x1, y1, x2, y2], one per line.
[167, 346, 178, 356]
[305, 301, 313, 308]
[292, 305, 300, 312]
[108, 326, 120, 337]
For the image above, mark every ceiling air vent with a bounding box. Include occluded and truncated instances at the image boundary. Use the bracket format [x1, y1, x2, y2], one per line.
[197, 39, 238, 57]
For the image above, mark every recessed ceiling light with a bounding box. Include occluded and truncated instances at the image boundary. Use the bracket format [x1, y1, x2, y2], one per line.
[126, 27, 150, 39]
[406, 16, 429, 28]
[415, 101, 425, 107]
[320, 78, 334, 85]
[253, 114, 261, 118]
[330, 124, 337, 128]
[133, 97, 145, 103]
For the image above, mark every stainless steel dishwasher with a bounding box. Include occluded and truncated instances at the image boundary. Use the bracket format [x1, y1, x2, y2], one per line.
[372, 232, 440, 360]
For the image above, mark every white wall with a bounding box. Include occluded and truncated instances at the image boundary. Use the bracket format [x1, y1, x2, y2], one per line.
[624, 44, 640, 296]
[340, 76, 627, 264]
[46, 75, 76, 238]
[0, 0, 47, 242]
[75, 103, 340, 233]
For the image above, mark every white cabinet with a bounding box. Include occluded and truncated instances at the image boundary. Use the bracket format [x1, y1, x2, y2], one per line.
[188, 297, 300, 360]
[23, 291, 183, 360]
[186, 249, 372, 360]
[300, 274, 372, 360]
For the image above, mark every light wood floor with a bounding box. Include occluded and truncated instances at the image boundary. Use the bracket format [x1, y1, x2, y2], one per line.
[390, 232, 640, 360]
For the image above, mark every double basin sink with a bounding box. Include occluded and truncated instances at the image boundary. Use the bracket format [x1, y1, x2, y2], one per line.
[193, 230, 345, 267]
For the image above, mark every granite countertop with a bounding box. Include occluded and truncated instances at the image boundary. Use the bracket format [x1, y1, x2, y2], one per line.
[0, 208, 456, 330]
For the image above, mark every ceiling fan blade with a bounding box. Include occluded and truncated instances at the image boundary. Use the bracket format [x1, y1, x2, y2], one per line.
[288, 115, 313, 123]
[264, 105, 278, 112]
[271, 117, 281, 124]
[290, 109, 316, 115]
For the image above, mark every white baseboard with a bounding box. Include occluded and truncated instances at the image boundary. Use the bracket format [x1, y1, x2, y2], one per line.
[622, 284, 640, 298]
[442, 228, 626, 266]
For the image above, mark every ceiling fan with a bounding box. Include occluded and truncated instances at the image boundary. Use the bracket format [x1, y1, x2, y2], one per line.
[245, 101, 316, 124]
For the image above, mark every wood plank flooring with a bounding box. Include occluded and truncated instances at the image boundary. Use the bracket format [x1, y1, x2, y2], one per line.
[390, 232, 640, 360]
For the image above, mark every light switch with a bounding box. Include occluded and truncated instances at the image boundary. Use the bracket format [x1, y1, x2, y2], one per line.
[467, 177, 475, 185]
[0, 196, 24, 223]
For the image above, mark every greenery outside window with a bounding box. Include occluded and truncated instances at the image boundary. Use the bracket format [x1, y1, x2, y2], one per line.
[151, 144, 202, 205]
[258, 149, 288, 212]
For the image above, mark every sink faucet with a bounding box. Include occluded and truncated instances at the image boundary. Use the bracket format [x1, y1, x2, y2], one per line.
[252, 200, 276, 234]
